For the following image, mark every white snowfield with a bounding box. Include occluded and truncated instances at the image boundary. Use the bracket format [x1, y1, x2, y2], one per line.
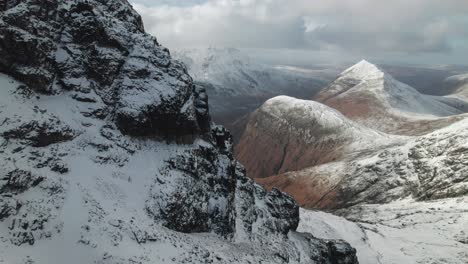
[299, 197, 468, 264]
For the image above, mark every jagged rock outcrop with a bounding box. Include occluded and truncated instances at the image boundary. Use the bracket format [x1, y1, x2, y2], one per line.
[146, 126, 237, 236]
[2, 117, 76, 147]
[0, 1, 358, 263]
[0, 0, 209, 138]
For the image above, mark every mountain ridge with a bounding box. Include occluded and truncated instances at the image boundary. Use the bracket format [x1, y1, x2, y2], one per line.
[236, 95, 402, 179]
[0, 1, 358, 263]
[314, 60, 468, 135]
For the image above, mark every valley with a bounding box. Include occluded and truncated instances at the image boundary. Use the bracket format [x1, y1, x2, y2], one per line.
[230, 61, 468, 263]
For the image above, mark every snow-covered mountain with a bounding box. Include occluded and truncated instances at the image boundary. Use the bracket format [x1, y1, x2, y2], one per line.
[0, 1, 358, 263]
[173, 48, 326, 119]
[259, 117, 468, 209]
[235, 96, 402, 179]
[236, 93, 468, 263]
[315, 60, 468, 135]
[174, 47, 326, 97]
[444, 73, 468, 99]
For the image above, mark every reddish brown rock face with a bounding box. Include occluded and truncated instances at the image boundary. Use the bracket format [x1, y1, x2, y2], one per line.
[256, 171, 339, 210]
[235, 109, 346, 179]
[313, 62, 468, 137]
[318, 92, 468, 136]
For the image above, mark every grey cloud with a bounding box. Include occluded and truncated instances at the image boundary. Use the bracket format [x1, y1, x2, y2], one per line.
[132, 0, 468, 64]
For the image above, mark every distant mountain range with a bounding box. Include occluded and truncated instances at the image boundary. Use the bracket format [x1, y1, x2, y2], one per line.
[173, 48, 327, 130]
[235, 60, 468, 263]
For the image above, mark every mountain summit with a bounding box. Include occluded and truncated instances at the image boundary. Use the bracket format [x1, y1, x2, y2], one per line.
[235, 96, 397, 179]
[340, 60, 384, 80]
[315, 60, 468, 135]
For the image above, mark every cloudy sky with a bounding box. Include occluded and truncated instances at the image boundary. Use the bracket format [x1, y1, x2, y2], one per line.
[131, 0, 468, 65]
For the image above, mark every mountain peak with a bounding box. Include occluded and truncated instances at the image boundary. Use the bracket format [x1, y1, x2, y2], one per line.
[341, 59, 384, 80]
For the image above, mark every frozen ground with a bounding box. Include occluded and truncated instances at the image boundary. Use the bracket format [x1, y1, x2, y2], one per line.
[299, 196, 468, 264]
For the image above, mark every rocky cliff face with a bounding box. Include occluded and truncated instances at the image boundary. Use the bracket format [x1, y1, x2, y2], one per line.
[0, 0, 208, 138]
[0, 1, 358, 263]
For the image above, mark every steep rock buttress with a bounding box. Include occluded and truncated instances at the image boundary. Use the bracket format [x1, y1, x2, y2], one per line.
[0, 1, 358, 263]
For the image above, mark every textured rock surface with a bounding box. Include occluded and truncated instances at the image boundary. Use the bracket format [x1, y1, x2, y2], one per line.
[0, 0, 208, 138]
[0, 1, 358, 263]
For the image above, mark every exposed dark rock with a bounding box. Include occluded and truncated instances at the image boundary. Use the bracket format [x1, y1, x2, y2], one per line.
[1, 169, 44, 194]
[11, 231, 35, 246]
[146, 127, 237, 237]
[2, 119, 75, 147]
[194, 84, 210, 131]
[234, 171, 301, 239]
[210, 125, 233, 154]
[49, 160, 69, 174]
[0, 200, 22, 221]
[327, 240, 359, 264]
[71, 93, 98, 103]
[0, 0, 207, 139]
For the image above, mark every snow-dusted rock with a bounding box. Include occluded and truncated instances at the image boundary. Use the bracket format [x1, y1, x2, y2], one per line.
[0, 0, 207, 138]
[0, 1, 358, 263]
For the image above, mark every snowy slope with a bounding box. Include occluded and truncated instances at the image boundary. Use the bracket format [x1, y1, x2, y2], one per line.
[445, 73, 468, 98]
[260, 117, 468, 209]
[173, 48, 326, 115]
[174, 47, 325, 97]
[256, 112, 468, 263]
[315, 60, 468, 135]
[233, 62, 468, 264]
[257, 96, 394, 147]
[0, 73, 356, 264]
[236, 96, 402, 179]
[299, 197, 468, 264]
